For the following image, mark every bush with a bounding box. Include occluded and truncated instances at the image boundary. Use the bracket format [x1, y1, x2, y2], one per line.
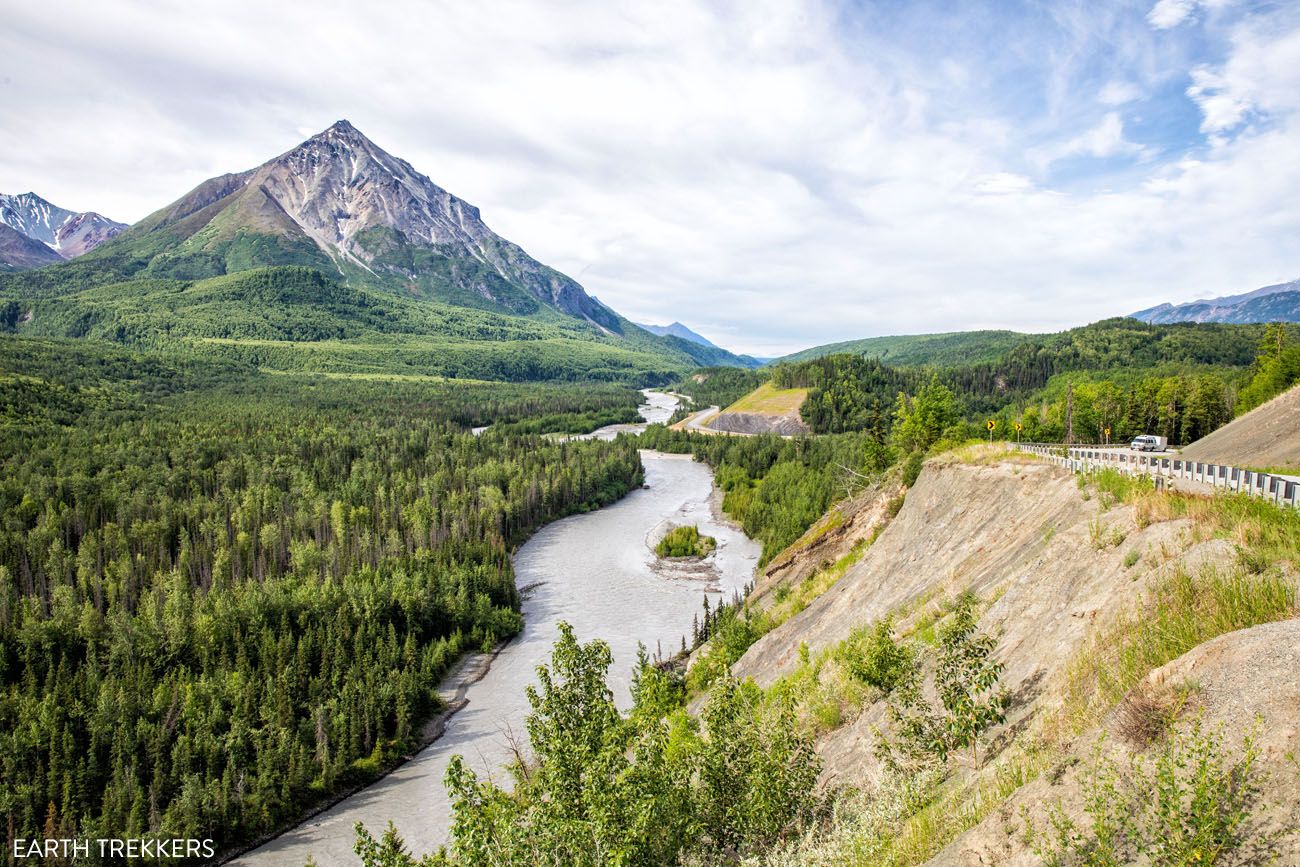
[880, 594, 1009, 768]
[1032, 721, 1266, 866]
[656, 524, 717, 558]
[839, 619, 914, 695]
[902, 451, 925, 487]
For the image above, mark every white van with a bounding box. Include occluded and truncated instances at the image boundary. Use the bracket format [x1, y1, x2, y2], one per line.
[1130, 435, 1168, 452]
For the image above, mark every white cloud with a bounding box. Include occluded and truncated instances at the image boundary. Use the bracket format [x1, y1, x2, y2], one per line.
[973, 173, 1034, 195]
[1186, 19, 1300, 137]
[0, 0, 1298, 355]
[1098, 80, 1142, 106]
[1147, 0, 1234, 30]
[1030, 112, 1144, 169]
[1148, 0, 1198, 30]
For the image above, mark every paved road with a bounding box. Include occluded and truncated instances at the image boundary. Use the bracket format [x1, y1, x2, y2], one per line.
[683, 406, 721, 432]
[1019, 443, 1300, 506]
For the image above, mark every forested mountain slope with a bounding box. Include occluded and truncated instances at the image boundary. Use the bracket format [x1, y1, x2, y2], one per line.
[779, 329, 1037, 366]
[760, 319, 1276, 444]
[0, 123, 755, 381]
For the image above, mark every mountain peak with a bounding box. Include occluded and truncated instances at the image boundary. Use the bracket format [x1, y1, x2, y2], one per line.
[93, 124, 620, 328]
[313, 119, 367, 144]
[0, 191, 125, 265]
[635, 320, 720, 350]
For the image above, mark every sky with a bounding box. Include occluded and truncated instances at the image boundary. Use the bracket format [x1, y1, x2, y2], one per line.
[2, 0, 1299, 356]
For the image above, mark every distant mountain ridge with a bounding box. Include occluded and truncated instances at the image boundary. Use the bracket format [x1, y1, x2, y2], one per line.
[634, 319, 765, 368]
[637, 321, 719, 348]
[779, 329, 1038, 367]
[0, 192, 125, 268]
[1131, 279, 1300, 324]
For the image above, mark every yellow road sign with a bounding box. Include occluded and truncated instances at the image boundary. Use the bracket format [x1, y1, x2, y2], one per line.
[986, 420, 996, 431]
[1014, 422, 1023, 432]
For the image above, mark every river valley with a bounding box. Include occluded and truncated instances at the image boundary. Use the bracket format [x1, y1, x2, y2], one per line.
[237, 392, 760, 865]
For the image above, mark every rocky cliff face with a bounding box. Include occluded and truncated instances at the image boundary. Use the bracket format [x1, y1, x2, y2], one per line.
[0, 192, 125, 267]
[126, 120, 619, 327]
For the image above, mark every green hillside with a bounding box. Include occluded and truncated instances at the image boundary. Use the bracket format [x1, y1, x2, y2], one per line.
[780, 329, 1039, 366]
[0, 265, 737, 383]
[754, 319, 1275, 443]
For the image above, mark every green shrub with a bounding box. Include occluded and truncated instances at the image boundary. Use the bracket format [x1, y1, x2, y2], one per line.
[656, 524, 717, 558]
[1032, 722, 1265, 866]
[886, 494, 906, 518]
[902, 451, 925, 487]
[881, 594, 1008, 768]
[839, 619, 914, 695]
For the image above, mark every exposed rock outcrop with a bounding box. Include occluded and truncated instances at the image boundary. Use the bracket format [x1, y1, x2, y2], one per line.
[709, 410, 811, 436]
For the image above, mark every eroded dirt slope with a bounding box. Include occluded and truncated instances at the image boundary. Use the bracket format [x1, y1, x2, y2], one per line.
[735, 449, 1273, 793]
[1181, 382, 1300, 470]
[931, 620, 1300, 865]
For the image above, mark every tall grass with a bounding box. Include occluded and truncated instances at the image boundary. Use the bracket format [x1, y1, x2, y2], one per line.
[754, 744, 1052, 867]
[1057, 566, 1296, 738]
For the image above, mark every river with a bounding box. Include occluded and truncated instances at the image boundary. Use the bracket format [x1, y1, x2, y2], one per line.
[236, 391, 759, 865]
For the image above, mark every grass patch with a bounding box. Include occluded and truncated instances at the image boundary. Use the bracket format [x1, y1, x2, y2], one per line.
[782, 507, 846, 557]
[721, 381, 809, 415]
[1054, 567, 1296, 740]
[1246, 465, 1300, 476]
[757, 743, 1052, 867]
[882, 745, 1052, 866]
[944, 441, 1044, 466]
[775, 539, 871, 620]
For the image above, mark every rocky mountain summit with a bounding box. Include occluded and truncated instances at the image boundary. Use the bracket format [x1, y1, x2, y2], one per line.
[0, 192, 125, 267]
[121, 120, 618, 326]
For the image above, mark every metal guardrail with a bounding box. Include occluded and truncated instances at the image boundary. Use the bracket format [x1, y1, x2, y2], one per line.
[1013, 443, 1300, 510]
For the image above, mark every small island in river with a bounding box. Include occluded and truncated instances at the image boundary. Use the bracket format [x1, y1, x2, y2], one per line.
[655, 524, 717, 559]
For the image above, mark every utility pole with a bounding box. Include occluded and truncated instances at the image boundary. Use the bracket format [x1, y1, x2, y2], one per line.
[1064, 382, 1074, 449]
